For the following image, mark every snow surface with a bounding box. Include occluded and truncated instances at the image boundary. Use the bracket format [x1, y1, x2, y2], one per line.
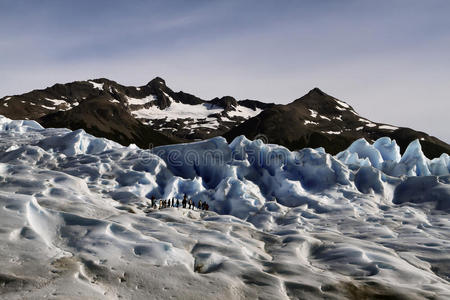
[359, 118, 377, 127]
[128, 92, 261, 133]
[325, 130, 341, 135]
[126, 95, 157, 105]
[309, 109, 318, 118]
[379, 124, 399, 130]
[89, 81, 104, 90]
[227, 106, 262, 119]
[45, 98, 67, 106]
[334, 98, 350, 108]
[41, 105, 56, 110]
[304, 120, 319, 125]
[0, 114, 449, 299]
[132, 99, 223, 122]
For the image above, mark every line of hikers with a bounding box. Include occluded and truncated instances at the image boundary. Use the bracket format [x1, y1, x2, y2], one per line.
[150, 194, 209, 211]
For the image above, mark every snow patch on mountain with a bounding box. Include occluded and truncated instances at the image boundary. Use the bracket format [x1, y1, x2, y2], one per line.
[132, 101, 223, 122]
[379, 124, 399, 130]
[88, 80, 104, 90]
[126, 95, 157, 105]
[227, 106, 262, 119]
[334, 98, 350, 108]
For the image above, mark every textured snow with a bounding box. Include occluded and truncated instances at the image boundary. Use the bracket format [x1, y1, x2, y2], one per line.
[0, 114, 449, 299]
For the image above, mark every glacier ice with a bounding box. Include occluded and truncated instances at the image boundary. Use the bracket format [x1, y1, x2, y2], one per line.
[1, 114, 450, 299]
[373, 136, 401, 162]
[1, 114, 448, 216]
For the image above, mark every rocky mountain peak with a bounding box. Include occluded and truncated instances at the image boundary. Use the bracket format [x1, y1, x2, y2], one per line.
[210, 96, 238, 111]
[146, 77, 166, 87]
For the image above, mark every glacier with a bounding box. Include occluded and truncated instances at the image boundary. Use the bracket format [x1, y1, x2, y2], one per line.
[0, 114, 449, 299]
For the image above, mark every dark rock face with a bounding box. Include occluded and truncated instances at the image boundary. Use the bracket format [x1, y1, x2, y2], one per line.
[210, 96, 238, 111]
[0, 79, 448, 157]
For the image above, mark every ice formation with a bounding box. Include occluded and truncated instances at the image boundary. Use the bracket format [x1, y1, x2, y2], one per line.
[0, 114, 449, 299]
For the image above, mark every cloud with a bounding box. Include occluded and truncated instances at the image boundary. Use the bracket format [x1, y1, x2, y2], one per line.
[0, 0, 449, 142]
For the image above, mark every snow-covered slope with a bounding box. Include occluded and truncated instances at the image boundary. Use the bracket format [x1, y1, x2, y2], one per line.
[0, 115, 449, 299]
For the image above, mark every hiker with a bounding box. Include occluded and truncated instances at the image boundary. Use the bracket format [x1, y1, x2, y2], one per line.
[159, 200, 162, 209]
[176, 198, 180, 208]
[201, 201, 206, 210]
[204, 202, 209, 211]
[172, 198, 175, 207]
[151, 196, 156, 208]
[182, 194, 187, 208]
[191, 200, 195, 210]
[198, 200, 202, 210]
[188, 199, 192, 209]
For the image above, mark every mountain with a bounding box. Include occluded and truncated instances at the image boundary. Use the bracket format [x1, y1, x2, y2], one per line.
[0, 78, 448, 157]
[224, 88, 450, 158]
[0, 77, 271, 146]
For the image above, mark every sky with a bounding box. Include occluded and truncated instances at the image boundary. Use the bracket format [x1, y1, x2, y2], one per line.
[0, 0, 449, 142]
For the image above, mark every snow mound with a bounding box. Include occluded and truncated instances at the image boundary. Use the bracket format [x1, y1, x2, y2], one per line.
[0, 115, 44, 132]
[37, 129, 121, 156]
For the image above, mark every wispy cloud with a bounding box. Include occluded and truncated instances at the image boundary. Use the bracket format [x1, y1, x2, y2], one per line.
[0, 0, 449, 141]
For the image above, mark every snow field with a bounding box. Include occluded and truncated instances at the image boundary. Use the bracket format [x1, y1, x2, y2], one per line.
[0, 114, 449, 299]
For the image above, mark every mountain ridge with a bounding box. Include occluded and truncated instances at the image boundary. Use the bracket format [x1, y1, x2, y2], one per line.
[0, 77, 448, 157]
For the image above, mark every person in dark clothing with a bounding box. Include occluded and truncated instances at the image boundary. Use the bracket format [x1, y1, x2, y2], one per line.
[176, 198, 180, 208]
[198, 200, 202, 210]
[204, 202, 209, 211]
[191, 200, 195, 210]
[188, 199, 192, 209]
[182, 194, 187, 208]
[151, 196, 156, 208]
